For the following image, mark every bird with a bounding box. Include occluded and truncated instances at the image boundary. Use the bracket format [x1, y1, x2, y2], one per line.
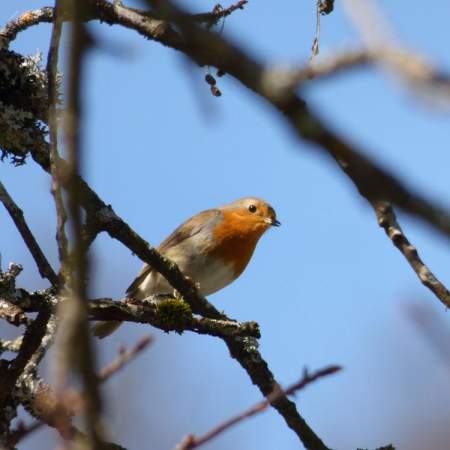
[93, 197, 280, 338]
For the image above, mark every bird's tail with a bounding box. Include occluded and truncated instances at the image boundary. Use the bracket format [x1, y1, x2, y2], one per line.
[92, 320, 123, 339]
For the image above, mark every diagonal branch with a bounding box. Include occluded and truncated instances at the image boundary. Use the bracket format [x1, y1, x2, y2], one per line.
[175, 365, 341, 450]
[373, 201, 450, 307]
[0, 307, 51, 406]
[98, 335, 153, 382]
[0, 181, 58, 287]
[143, 0, 450, 241]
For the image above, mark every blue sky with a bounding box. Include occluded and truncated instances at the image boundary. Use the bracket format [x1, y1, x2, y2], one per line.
[1, 1, 450, 449]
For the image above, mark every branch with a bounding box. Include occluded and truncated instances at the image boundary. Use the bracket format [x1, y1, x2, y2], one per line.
[175, 365, 341, 450]
[0, 181, 58, 287]
[0, 298, 28, 327]
[89, 297, 260, 338]
[98, 335, 153, 382]
[143, 0, 450, 241]
[0, 263, 51, 424]
[11, 336, 152, 449]
[192, 1, 248, 26]
[373, 201, 450, 307]
[22, 64, 330, 450]
[0, 307, 51, 406]
[4, 6, 450, 241]
[0, 8, 54, 47]
[13, 293, 260, 339]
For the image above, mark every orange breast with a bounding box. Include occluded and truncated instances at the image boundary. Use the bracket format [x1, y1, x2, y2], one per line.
[209, 210, 269, 277]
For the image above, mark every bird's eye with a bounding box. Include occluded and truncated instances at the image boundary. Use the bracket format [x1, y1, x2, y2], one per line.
[248, 204, 257, 213]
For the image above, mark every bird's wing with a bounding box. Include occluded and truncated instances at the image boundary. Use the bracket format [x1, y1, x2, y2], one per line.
[125, 263, 153, 297]
[125, 209, 222, 297]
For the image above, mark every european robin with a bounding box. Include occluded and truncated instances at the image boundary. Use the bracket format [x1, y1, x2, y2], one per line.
[94, 197, 280, 338]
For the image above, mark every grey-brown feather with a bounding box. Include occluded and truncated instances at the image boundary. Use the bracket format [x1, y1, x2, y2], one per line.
[125, 209, 223, 299]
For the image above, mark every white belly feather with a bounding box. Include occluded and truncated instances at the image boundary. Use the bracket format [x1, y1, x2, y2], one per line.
[136, 255, 236, 298]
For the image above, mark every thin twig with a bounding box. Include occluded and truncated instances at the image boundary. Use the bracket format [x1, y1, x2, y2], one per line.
[373, 201, 450, 308]
[0, 182, 58, 287]
[10, 337, 152, 448]
[98, 335, 153, 382]
[310, 1, 321, 59]
[193, 1, 248, 26]
[175, 365, 341, 450]
[341, 0, 450, 97]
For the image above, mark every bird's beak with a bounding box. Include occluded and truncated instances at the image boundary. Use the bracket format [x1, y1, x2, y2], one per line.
[264, 217, 281, 227]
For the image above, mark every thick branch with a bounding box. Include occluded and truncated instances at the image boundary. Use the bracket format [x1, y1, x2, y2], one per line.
[13, 293, 260, 339]
[143, 0, 450, 240]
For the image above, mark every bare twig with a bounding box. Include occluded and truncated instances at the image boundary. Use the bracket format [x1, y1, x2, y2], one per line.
[374, 201, 450, 308]
[10, 337, 152, 448]
[98, 335, 153, 382]
[342, 0, 450, 97]
[311, 0, 334, 59]
[175, 365, 341, 450]
[310, 1, 322, 58]
[0, 182, 58, 287]
[193, 1, 248, 26]
[293, 49, 370, 82]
